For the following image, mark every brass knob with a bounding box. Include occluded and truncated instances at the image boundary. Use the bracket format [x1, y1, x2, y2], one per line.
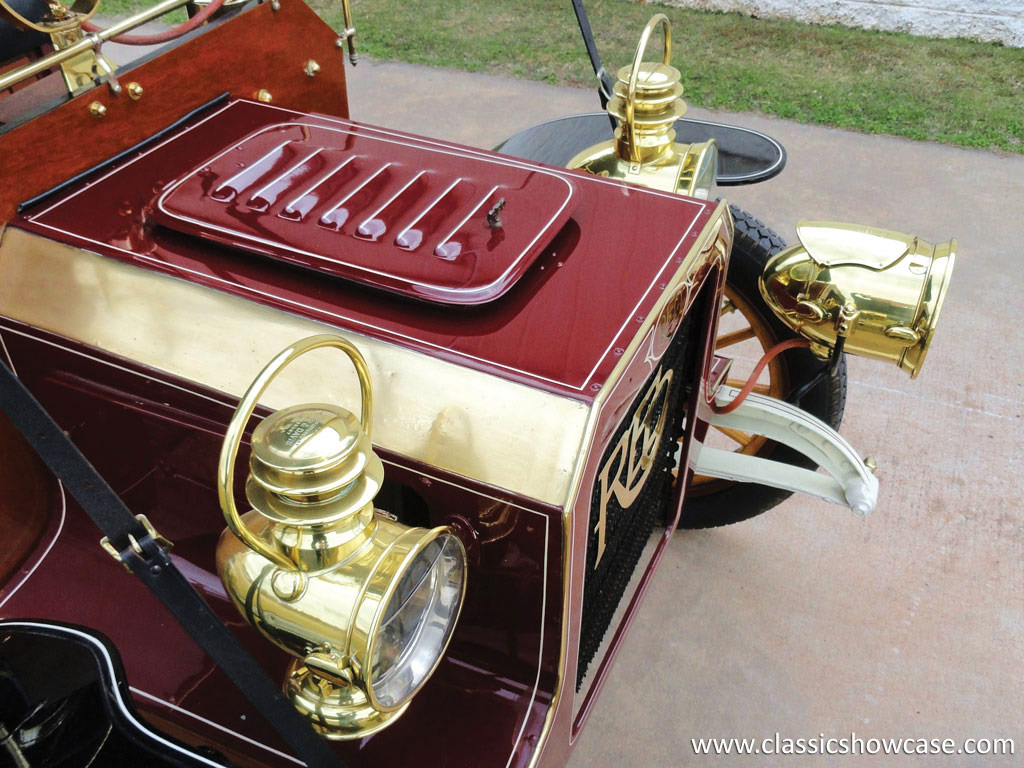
[127, 82, 144, 100]
[89, 101, 107, 118]
[884, 325, 921, 345]
[304, 59, 320, 77]
[255, 88, 273, 103]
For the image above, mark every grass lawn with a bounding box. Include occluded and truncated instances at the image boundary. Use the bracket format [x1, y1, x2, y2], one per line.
[312, 0, 1023, 154]
[97, 0, 1023, 153]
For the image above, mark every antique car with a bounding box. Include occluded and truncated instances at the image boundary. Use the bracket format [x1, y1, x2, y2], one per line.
[0, 0, 954, 766]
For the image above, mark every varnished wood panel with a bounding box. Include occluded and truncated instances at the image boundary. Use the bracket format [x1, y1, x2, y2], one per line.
[0, 0, 350, 221]
[0, 410, 52, 584]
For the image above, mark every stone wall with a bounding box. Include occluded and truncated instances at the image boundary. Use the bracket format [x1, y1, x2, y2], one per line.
[652, 1, 1023, 47]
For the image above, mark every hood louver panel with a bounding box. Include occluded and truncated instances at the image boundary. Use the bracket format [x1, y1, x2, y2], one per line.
[150, 121, 578, 305]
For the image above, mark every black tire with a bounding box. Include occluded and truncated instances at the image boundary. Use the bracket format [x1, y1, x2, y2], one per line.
[677, 205, 847, 529]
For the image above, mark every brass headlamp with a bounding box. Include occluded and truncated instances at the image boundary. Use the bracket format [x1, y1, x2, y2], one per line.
[216, 335, 466, 739]
[567, 14, 718, 199]
[759, 222, 956, 377]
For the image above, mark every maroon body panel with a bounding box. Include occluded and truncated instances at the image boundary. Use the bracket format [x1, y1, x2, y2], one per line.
[16, 99, 714, 399]
[0, 324, 563, 768]
[1, 97, 725, 768]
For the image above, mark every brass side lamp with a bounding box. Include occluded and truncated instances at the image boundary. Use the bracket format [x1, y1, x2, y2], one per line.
[759, 222, 956, 377]
[568, 13, 718, 199]
[216, 334, 466, 739]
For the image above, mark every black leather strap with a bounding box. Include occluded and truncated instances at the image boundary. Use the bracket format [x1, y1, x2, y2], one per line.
[0, 359, 345, 768]
[570, 0, 614, 109]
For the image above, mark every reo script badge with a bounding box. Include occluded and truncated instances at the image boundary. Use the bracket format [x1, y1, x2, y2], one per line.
[593, 368, 674, 566]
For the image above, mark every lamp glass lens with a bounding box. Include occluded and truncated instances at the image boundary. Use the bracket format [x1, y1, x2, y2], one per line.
[370, 534, 465, 708]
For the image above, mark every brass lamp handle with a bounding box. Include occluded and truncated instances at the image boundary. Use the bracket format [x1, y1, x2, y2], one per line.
[623, 13, 672, 166]
[217, 334, 374, 570]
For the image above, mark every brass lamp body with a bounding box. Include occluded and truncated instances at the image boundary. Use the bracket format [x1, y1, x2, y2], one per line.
[759, 222, 956, 378]
[215, 335, 466, 739]
[567, 14, 718, 198]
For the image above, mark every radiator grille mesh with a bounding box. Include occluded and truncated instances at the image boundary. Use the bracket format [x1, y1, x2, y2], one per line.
[577, 307, 701, 689]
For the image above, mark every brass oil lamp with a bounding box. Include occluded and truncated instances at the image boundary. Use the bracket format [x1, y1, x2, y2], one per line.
[216, 335, 466, 738]
[568, 13, 718, 199]
[759, 222, 956, 377]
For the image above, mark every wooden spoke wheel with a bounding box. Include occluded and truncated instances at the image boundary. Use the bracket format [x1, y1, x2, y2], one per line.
[686, 282, 787, 494]
[678, 206, 847, 529]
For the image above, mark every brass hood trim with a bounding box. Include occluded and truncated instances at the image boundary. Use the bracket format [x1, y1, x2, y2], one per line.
[0, 227, 588, 506]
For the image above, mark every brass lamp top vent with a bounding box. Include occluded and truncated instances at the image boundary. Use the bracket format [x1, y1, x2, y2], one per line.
[608, 61, 686, 164]
[251, 404, 361, 486]
[247, 402, 383, 525]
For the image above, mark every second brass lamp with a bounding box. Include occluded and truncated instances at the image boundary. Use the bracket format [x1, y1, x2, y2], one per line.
[568, 13, 718, 199]
[216, 334, 467, 739]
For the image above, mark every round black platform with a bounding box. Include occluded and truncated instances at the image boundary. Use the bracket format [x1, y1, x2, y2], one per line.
[495, 112, 786, 187]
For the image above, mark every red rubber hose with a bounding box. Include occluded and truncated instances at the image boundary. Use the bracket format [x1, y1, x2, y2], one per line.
[710, 338, 810, 415]
[82, 0, 227, 46]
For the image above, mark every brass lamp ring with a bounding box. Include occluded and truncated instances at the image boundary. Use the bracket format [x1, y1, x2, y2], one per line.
[217, 334, 374, 571]
[623, 13, 672, 165]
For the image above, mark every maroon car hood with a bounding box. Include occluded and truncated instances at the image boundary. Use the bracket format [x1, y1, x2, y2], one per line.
[16, 99, 714, 399]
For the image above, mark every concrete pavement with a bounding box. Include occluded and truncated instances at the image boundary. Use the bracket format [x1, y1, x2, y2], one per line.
[345, 60, 1024, 767]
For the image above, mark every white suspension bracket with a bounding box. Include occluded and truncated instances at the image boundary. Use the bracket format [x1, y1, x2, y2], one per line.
[693, 386, 878, 516]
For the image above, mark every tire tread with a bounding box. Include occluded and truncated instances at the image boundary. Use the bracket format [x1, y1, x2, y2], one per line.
[678, 206, 847, 529]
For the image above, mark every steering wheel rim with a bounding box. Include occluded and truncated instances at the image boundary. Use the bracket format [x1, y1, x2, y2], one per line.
[0, 0, 98, 34]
